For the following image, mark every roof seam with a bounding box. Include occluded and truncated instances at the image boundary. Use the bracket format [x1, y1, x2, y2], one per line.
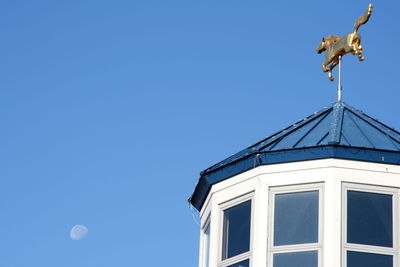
[257, 108, 332, 151]
[294, 109, 331, 148]
[346, 109, 376, 148]
[346, 108, 400, 147]
[316, 132, 329, 145]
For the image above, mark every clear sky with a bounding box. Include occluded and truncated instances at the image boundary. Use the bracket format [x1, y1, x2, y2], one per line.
[1, 1, 400, 266]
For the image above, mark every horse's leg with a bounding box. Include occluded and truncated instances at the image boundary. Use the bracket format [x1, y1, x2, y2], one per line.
[323, 50, 334, 72]
[323, 58, 334, 72]
[323, 63, 334, 81]
[351, 36, 361, 55]
[351, 45, 358, 55]
[353, 44, 362, 55]
[327, 60, 338, 81]
[357, 44, 364, 61]
[328, 70, 334, 81]
[330, 60, 339, 70]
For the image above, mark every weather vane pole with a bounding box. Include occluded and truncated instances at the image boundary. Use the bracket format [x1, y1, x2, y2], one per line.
[338, 55, 342, 102]
[316, 4, 373, 101]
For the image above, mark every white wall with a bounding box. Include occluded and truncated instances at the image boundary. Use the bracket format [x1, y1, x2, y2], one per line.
[198, 158, 400, 267]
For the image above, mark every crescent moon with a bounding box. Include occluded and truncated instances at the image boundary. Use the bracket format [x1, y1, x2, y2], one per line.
[70, 224, 88, 240]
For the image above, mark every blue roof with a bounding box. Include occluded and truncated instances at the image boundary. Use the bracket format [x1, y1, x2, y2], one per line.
[190, 101, 400, 211]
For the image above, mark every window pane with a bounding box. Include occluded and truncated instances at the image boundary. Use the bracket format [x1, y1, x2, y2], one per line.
[204, 224, 210, 267]
[347, 190, 393, 247]
[273, 251, 318, 267]
[274, 190, 319, 246]
[227, 259, 249, 267]
[347, 251, 393, 267]
[222, 200, 251, 260]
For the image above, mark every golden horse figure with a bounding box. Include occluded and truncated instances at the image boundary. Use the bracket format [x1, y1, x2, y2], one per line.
[317, 4, 373, 81]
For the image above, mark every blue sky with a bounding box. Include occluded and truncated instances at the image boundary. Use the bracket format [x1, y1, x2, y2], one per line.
[1, 1, 400, 266]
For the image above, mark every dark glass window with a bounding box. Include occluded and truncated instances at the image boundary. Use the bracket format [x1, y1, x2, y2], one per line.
[274, 190, 319, 246]
[227, 259, 249, 267]
[347, 190, 393, 247]
[273, 251, 318, 267]
[222, 200, 251, 260]
[347, 251, 393, 267]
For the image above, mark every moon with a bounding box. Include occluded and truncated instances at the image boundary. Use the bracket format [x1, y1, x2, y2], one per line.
[70, 224, 88, 240]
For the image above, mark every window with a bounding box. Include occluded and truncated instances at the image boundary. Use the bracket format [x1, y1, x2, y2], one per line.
[269, 184, 323, 267]
[202, 219, 211, 267]
[219, 194, 253, 267]
[343, 183, 398, 267]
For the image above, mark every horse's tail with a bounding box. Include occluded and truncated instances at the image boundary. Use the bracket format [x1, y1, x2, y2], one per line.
[354, 4, 373, 33]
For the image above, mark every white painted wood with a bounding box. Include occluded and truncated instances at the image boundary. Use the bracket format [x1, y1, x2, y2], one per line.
[252, 178, 268, 267]
[323, 169, 342, 267]
[198, 158, 400, 267]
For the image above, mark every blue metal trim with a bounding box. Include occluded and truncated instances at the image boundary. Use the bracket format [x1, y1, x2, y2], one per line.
[328, 101, 344, 144]
[190, 146, 400, 211]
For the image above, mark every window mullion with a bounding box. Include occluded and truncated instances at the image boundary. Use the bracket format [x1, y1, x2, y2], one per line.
[344, 244, 396, 254]
[271, 243, 321, 253]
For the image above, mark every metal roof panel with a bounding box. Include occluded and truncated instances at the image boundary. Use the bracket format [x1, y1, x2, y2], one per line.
[190, 101, 400, 211]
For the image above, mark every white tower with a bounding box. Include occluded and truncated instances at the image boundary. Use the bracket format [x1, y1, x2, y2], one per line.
[189, 101, 400, 267]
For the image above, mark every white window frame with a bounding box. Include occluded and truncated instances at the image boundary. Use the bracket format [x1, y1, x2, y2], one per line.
[201, 216, 211, 267]
[342, 183, 399, 267]
[268, 183, 324, 267]
[218, 192, 254, 267]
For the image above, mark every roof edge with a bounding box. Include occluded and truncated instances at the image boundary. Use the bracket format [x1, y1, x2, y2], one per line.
[189, 145, 400, 211]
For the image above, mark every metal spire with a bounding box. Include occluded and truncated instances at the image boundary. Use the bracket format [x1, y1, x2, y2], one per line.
[338, 55, 342, 102]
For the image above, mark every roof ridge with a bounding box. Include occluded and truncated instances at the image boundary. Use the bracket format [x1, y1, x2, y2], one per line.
[328, 102, 345, 144]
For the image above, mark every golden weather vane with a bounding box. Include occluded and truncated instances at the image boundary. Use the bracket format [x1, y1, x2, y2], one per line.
[316, 4, 373, 83]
